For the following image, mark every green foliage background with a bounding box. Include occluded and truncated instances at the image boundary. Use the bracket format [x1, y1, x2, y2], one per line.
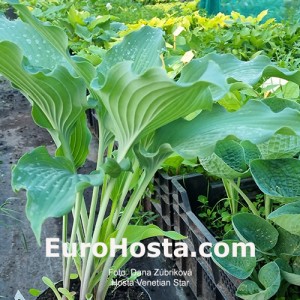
[1, 0, 299, 69]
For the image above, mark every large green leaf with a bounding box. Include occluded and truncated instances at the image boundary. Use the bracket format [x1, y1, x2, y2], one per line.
[257, 134, 300, 159]
[250, 159, 300, 199]
[195, 132, 299, 179]
[150, 100, 300, 159]
[200, 139, 251, 179]
[11, 147, 104, 242]
[95, 59, 230, 159]
[241, 141, 262, 165]
[108, 224, 185, 271]
[281, 267, 300, 286]
[64, 112, 92, 168]
[268, 201, 300, 236]
[0, 4, 98, 168]
[262, 97, 300, 113]
[0, 13, 69, 70]
[111, 224, 185, 267]
[232, 213, 278, 252]
[211, 240, 256, 279]
[192, 53, 300, 86]
[256, 98, 300, 159]
[91, 25, 167, 156]
[182, 53, 271, 87]
[274, 227, 300, 256]
[236, 262, 281, 300]
[276, 259, 300, 286]
[95, 26, 165, 84]
[0, 41, 89, 167]
[0, 2, 95, 84]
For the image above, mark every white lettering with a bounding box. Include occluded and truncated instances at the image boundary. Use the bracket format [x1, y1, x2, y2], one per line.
[214, 242, 230, 258]
[161, 239, 173, 258]
[92, 242, 108, 258]
[173, 242, 188, 258]
[147, 242, 160, 258]
[45, 238, 60, 257]
[44, 238, 255, 259]
[130, 242, 146, 258]
[110, 238, 127, 257]
[80, 242, 91, 257]
[62, 242, 77, 257]
[199, 242, 212, 258]
[232, 242, 256, 258]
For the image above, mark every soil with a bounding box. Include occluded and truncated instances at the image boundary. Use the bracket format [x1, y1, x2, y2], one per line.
[0, 76, 62, 299]
[37, 279, 149, 300]
[0, 77, 196, 300]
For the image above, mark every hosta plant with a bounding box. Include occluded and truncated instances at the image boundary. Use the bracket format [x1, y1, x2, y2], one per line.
[196, 76, 300, 219]
[211, 156, 300, 299]
[2, 1, 300, 299]
[200, 124, 300, 218]
[211, 211, 300, 299]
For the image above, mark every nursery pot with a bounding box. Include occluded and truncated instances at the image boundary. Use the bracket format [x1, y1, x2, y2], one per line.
[36, 278, 151, 300]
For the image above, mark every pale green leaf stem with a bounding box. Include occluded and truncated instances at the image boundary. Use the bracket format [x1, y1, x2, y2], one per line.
[63, 192, 83, 291]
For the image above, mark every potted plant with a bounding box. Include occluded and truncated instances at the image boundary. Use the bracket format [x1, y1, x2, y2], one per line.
[211, 157, 300, 299]
[211, 212, 300, 299]
[2, 2, 300, 299]
[166, 124, 300, 299]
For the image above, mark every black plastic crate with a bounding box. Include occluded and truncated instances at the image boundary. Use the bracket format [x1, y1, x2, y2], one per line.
[154, 172, 174, 196]
[171, 174, 244, 300]
[151, 200, 173, 233]
[143, 196, 174, 255]
[144, 172, 183, 258]
[152, 172, 183, 226]
[153, 172, 176, 219]
[175, 246, 220, 300]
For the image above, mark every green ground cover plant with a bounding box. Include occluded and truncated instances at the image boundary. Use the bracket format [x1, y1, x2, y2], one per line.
[3, 0, 300, 71]
[212, 211, 300, 299]
[2, 1, 300, 299]
[199, 85, 300, 298]
[15, 0, 197, 24]
[125, 11, 300, 72]
[176, 72, 300, 299]
[2, 0, 197, 64]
